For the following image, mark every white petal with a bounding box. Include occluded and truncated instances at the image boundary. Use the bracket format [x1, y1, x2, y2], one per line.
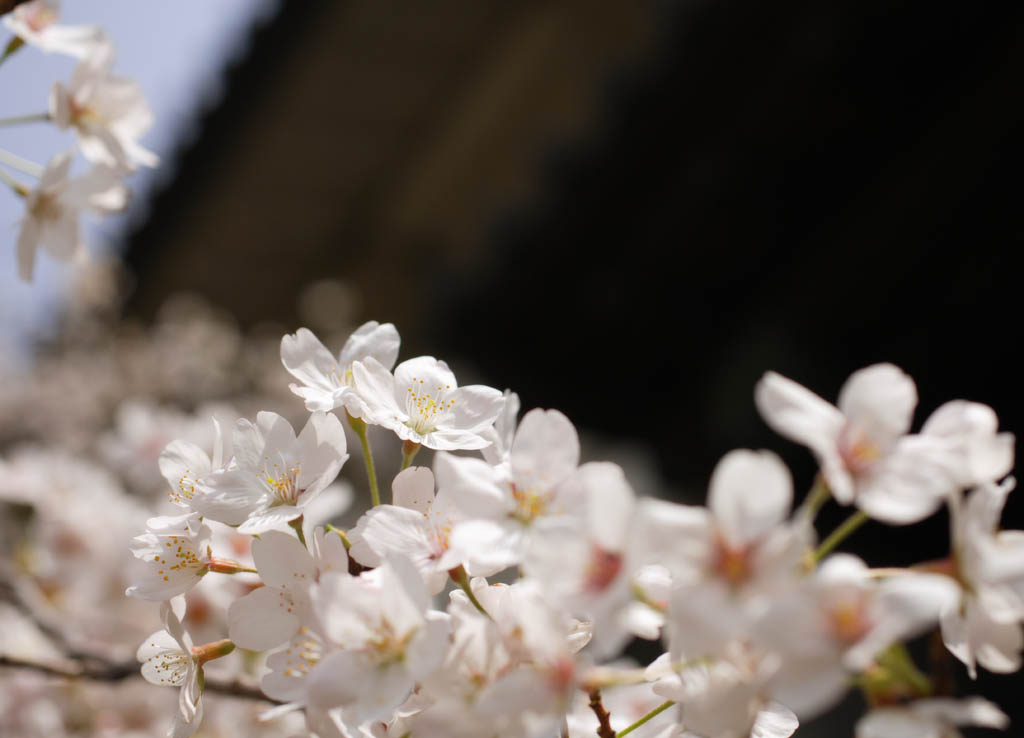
[281, 328, 342, 393]
[751, 701, 799, 738]
[227, 586, 300, 651]
[708, 449, 792, 547]
[837, 364, 917, 445]
[339, 320, 401, 370]
[252, 530, 315, 588]
[754, 372, 845, 458]
[511, 408, 580, 491]
[391, 466, 436, 512]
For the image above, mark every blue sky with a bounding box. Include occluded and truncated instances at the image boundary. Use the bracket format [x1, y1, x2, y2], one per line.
[0, 0, 277, 358]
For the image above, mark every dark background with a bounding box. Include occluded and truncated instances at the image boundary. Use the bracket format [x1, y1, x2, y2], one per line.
[122, 0, 1024, 733]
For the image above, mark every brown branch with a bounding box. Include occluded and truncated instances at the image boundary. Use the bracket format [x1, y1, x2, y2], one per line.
[0, 653, 275, 702]
[588, 688, 617, 738]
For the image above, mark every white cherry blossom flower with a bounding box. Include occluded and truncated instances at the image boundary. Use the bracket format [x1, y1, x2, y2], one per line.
[435, 407, 581, 574]
[941, 478, 1024, 678]
[855, 697, 1008, 738]
[228, 528, 348, 651]
[754, 554, 958, 718]
[136, 598, 203, 738]
[15, 150, 127, 282]
[304, 556, 450, 725]
[3, 0, 104, 58]
[755, 364, 1007, 524]
[651, 648, 798, 738]
[348, 466, 462, 594]
[50, 40, 158, 170]
[126, 513, 211, 601]
[281, 322, 400, 415]
[523, 461, 645, 655]
[352, 355, 504, 451]
[158, 417, 229, 509]
[194, 411, 348, 533]
[664, 450, 810, 659]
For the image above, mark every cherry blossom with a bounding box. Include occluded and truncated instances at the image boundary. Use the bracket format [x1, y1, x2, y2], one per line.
[353, 355, 504, 451]
[136, 598, 203, 738]
[941, 478, 1024, 678]
[14, 150, 127, 282]
[3, 0, 104, 58]
[855, 697, 1008, 738]
[348, 466, 463, 593]
[755, 364, 1010, 524]
[50, 40, 158, 170]
[126, 512, 212, 601]
[281, 322, 400, 416]
[435, 407, 581, 574]
[193, 411, 348, 533]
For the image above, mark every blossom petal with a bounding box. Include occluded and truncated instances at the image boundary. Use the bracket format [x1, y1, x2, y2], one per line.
[708, 449, 792, 547]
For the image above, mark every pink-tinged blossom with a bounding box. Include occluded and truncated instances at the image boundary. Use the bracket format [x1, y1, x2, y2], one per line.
[136, 598, 203, 738]
[855, 697, 1008, 738]
[193, 411, 348, 534]
[126, 513, 211, 601]
[348, 466, 462, 594]
[15, 150, 127, 282]
[50, 40, 158, 170]
[435, 407, 582, 575]
[280, 322, 400, 415]
[663, 450, 810, 660]
[754, 554, 959, 719]
[3, 0, 104, 57]
[523, 461, 646, 655]
[755, 364, 1011, 524]
[352, 355, 504, 451]
[941, 478, 1024, 678]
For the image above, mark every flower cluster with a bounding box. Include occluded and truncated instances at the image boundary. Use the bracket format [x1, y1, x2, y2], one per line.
[1, 0, 156, 281]
[128, 323, 1021, 738]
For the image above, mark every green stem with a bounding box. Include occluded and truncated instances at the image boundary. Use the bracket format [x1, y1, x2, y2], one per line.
[288, 515, 307, 547]
[0, 147, 43, 177]
[0, 112, 50, 127]
[347, 412, 381, 507]
[799, 474, 831, 522]
[326, 523, 352, 549]
[616, 700, 674, 737]
[813, 510, 869, 563]
[401, 439, 421, 471]
[449, 566, 492, 620]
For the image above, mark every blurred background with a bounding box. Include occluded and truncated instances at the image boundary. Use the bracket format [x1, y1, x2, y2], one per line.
[2, 0, 1023, 735]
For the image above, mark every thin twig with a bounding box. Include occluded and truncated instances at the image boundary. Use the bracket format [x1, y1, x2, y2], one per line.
[588, 688, 617, 738]
[0, 654, 275, 702]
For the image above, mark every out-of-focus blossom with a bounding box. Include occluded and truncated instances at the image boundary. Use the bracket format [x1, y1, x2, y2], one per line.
[755, 364, 1011, 524]
[50, 40, 158, 170]
[855, 697, 1008, 738]
[3, 0, 104, 58]
[941, 478, 1024, 678]
[15, 150, 127, 282]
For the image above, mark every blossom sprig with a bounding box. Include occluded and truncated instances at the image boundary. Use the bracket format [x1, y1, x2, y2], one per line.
[128, 332, 1022, 738]
[1, 0, 156, 280]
